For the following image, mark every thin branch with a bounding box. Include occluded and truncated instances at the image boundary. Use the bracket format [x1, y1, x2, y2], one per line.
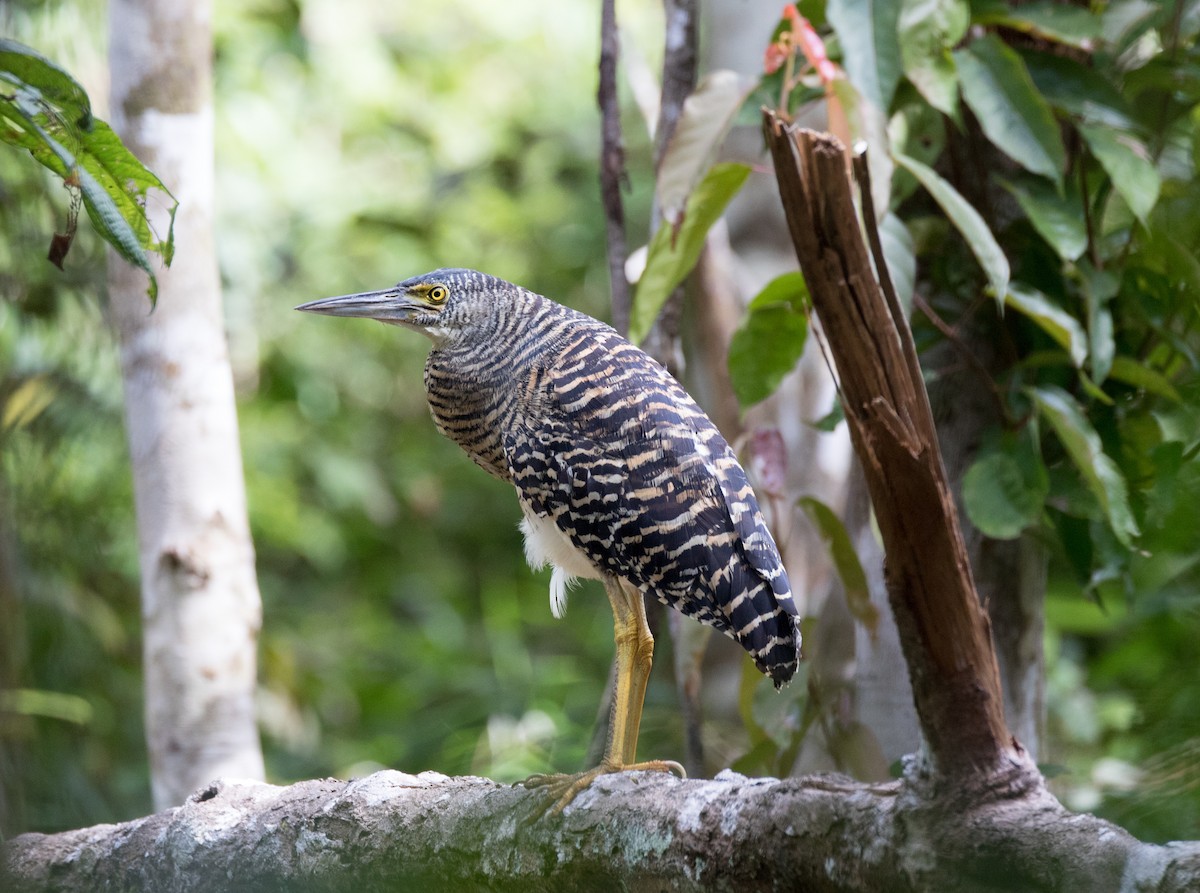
[642, 0, 699, 376]
[652, 0, 698, 170]
[599, 0, 632, 337]
[1080, 153, 1100, 269]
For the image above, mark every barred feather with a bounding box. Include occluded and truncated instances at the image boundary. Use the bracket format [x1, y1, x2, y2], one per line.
[415, 269, 801, 685]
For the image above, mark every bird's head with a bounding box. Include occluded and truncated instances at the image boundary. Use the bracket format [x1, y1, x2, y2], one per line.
[295, 268, 511, 347]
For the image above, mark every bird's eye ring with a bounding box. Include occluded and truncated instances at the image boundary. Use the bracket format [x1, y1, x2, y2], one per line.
[428, 285, 449, 304]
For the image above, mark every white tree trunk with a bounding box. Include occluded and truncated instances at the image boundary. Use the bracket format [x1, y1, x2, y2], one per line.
[107, 0, 264, 809]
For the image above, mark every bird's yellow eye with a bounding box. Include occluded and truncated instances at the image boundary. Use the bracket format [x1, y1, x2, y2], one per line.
[427, 285, 449, 304]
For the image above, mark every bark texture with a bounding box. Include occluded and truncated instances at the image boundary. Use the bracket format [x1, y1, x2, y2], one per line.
[107, 0, 264, 808]
[598, 0, 630, 337]
[5, 771, 1198, 893]
[762, 117, 1019, 790]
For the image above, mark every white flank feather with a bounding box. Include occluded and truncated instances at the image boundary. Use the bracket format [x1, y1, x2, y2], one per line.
[550, 566, 573, 619]
[518, 505, 600, 620]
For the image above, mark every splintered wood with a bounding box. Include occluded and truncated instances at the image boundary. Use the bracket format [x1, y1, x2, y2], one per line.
[762, 112, 1021, 788]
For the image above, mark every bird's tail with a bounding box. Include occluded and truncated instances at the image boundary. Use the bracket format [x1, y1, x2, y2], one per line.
[723, 565, 801, 688]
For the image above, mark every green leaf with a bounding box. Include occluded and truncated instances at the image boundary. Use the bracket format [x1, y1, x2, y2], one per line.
[963, 450, 1047, 539]
[1140, 231, 1200, 315]
[78, 119, 178, 265]
[79, 163, 161, 301]
[0, 94, 72, 178]
[0, 38, 176, 304]
[1076, 370, 1114, 407]
[953, 35, 1066, 185]
[810, 397, 845, 432]
[1100, 0, 1161, 55]
[1075, 262, 1118, 384]
[1020, 49, 1135, 129]
[1107, 356, 1182, 402]
[894, 151, 1009, 303]
[829, 78, 894, 216]
[656, 70, 756, 231]
[13, 114, 161, 302]
[798, 497, 878, 634]
[972, 0, 1102, 48]
[0, 38, 92, 129]
[0, 688, 93, 725]
[1, 374, 57, 431]
[728, 273, 810, 407]
[879, 212, 915, 313]
[1005, 284, 1088, 368]
[998, 175, 1087, 261]
[631, 162, 750, 343]
[1078, 123, 1160, 224]
[826, 0, 903, 112]
[1031, 385, 1140, 547]
[898, 0, 969, 117]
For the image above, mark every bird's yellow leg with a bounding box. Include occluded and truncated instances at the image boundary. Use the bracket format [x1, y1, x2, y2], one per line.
[523, 579, 685, 813]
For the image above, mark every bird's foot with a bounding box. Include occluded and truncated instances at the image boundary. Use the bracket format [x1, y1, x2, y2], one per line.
[520, 758, 686, 816]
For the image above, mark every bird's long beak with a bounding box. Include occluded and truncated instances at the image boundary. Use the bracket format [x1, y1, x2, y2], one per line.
[295, 288, 422, 323]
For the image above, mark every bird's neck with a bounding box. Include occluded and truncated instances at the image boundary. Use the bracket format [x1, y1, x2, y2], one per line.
[421, 293, 580, 481]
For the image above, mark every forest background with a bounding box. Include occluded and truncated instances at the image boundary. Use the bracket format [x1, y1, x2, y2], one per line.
[2, 0, 1197, 848]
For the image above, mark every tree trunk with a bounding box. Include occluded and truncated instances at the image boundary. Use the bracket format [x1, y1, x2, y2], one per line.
[107, 0, 264, 809]
[925, 332, 1046, 760]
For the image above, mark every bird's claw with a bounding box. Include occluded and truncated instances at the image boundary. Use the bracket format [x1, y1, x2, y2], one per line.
[519, 759, 687, 817]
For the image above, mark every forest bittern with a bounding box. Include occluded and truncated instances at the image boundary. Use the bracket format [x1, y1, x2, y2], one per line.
[297, 269, 800, 811]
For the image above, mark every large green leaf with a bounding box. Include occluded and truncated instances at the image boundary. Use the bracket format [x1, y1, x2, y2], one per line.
[999, 175, 1087, 261]
[1140, 231, 1200, 318]
[656, 70, 756, 231]
[1078, 123, 1161, 224]
[897, 0, 968, 117]
[1006, 284, 1088, 368]
[963, 448, 1048, 540]
[0, 688, 94, 725]
[972, 0, 1102, 49]
[1020, 49, 1135, 128]
[830, 78, 894, 216]
[1108, 356, 1182, 402]
[1075, 262, 1117, 385]
[0, 38, 91, 129]
[728, 273, 810, 407]
[1100, 0, 1162, 55]
[879, 212, 915, 313]
[798, 497, 877, 634]
[894, 151, 1009, 303]
[826, 0, 903, 112]
[631, 162, 750, 344]
[954, 35, 1066, 186]
[0, 38, 175, 303]
[12, 112, 160, 301]
[1032, 385, 1140, 547]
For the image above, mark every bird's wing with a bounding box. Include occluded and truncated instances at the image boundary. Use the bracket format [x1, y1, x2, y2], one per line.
[506, 326, 799, 684]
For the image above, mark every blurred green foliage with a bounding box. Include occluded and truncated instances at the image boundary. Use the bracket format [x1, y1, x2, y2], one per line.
[0, 0, 692, 835]
[800, 0, 1200, 842]
[3, 0, 1200, 850]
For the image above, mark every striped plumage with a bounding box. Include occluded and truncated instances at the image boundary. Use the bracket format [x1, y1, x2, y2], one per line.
[297, 268, 801, 805]
[419, 269, 799, 683]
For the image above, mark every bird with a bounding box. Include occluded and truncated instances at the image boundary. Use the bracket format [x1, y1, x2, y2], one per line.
[296, 268, 801, 810]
